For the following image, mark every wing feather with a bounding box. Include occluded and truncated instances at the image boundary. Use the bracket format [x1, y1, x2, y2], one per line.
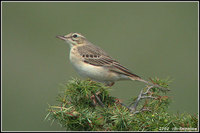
[77, 44, 141, 78]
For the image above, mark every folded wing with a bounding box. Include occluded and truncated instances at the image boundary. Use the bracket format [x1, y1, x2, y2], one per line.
[77, 44, 141, 78]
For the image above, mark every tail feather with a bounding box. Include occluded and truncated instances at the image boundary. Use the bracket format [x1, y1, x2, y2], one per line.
[129, 77, 170, 91]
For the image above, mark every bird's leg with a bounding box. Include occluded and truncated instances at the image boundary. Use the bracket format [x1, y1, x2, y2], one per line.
[90, 81, 114, 107]
[94, 92, 105, 107]
[91, 81, 115, 107]
[91, 91, 104, 107]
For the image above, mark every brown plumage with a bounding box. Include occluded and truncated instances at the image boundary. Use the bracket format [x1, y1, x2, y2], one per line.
[77, 43, 141, 79]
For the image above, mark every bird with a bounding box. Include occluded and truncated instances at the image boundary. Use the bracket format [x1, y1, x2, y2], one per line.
[56, 32, 168, 90]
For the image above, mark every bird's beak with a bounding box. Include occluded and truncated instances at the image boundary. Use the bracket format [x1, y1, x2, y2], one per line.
[56, 35, 68, 41]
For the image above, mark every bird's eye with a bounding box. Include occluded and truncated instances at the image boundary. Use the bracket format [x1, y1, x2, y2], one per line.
[72, 34, 78, 38]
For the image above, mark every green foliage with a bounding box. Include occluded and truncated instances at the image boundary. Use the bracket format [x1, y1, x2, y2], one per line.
[45, 78, 198, 131]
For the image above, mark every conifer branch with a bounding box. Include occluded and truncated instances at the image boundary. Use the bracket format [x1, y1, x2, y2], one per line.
[45, 77, 198, 131]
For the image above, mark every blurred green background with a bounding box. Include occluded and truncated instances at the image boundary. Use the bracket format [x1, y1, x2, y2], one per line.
[2, 2, 198, 131]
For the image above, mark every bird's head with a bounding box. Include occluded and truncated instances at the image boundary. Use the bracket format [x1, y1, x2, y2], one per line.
[57, 32, 86, 47]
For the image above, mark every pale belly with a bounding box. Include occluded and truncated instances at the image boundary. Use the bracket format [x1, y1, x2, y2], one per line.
[71, 59, 120, 82]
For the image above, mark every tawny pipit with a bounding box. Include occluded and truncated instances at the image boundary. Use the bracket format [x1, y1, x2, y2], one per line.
[56, 33, 166, 89]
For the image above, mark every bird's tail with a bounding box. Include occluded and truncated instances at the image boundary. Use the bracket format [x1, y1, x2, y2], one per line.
[129, 76, 170, 91]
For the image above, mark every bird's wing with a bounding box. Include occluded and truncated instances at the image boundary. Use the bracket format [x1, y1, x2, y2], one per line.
[77, 44, 141, 78]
